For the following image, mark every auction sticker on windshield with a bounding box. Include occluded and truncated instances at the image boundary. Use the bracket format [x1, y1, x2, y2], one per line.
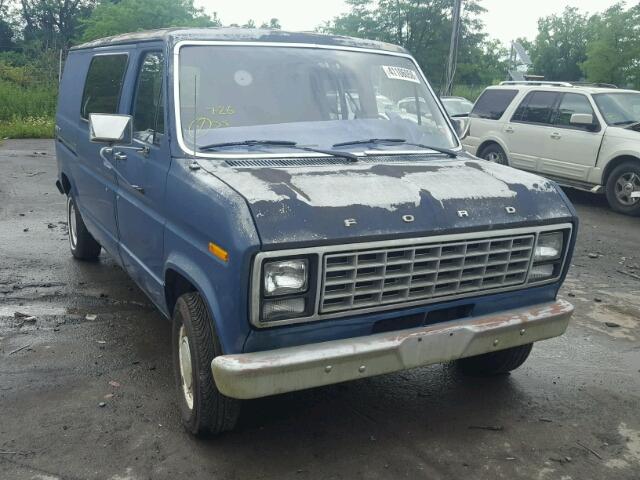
[382, 65, 420, 84]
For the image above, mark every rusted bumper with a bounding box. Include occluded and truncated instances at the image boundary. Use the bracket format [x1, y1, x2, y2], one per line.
[212, 299, 574, 399]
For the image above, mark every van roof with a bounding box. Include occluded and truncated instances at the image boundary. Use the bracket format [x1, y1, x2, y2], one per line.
[71, 27, 409, 54]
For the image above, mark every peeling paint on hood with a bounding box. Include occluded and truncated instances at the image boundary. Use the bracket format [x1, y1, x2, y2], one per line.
[198, 156, 574, 248]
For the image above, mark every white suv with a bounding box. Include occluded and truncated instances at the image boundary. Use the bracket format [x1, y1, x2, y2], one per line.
[463, 82, 640, 215]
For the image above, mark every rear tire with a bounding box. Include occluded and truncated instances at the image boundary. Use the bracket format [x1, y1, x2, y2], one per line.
[456, 343, 533, 376]
[67, 195, 101, 260]
[605, 162, 640, 216]
[172, 292, 240, 436]
[479, 143, 509, 165]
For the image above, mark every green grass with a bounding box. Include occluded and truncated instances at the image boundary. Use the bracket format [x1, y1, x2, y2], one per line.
[0, 115, 55, 139]
[451, 84, 488, 102]
[0, 62, 57, 139]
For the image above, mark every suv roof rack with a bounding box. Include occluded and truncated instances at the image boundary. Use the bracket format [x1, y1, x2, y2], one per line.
[499, 81, 573, 87]
[498, 80, 618, 89]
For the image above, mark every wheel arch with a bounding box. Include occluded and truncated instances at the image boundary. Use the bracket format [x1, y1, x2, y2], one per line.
[476, 137, 509, 158]
[602, 154, 640, 184]
[163, 256, 237, 353]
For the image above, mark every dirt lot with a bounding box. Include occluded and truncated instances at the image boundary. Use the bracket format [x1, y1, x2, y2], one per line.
[1, 139, 639, 480]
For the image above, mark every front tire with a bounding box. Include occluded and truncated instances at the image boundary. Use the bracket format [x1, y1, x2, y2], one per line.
[67, 195, 101, 260]
[605, 162, 640, 216]
[456, 343, 533, 376]
[172, 292, 240, 436]
[480, 143, 509, 165]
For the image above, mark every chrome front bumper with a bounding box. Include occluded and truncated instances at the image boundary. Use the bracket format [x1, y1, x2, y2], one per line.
[212, 299, 573, 399]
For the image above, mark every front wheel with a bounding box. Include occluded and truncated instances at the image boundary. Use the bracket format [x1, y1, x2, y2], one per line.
[605, 162, 640, 216]
[172, 292, 240, 436]
[480, 143, 509, 165]
[455, 343, 533, 376]
[67, 195, 101, 260]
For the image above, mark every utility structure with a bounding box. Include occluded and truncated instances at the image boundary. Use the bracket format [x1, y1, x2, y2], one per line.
[442, 0, 462, 96]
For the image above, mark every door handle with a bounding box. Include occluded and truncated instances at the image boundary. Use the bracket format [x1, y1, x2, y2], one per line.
[550, 132, 562, 140]
[130, 185, 145, 195]
[504, 126, 514, 133]
[114, 151, 127, 162]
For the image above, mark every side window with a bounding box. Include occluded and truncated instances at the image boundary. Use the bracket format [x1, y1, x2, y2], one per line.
[132, 52, 165, 143]
[81, 54, 128, 120]
[512, 91, 559, 125]
[470, 89, 518, 120]
[554, 93, 596, 129]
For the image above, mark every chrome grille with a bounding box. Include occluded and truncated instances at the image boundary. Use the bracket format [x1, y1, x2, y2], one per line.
[320, 234, 535, 314]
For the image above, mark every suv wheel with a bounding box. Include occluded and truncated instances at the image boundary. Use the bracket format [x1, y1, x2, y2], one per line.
[606, 162, 640, 216]
[456, 343, 533, 376]
[67, 195, 101, 260]
[480, 144, 508, 165]
[172, 292, 240, 436]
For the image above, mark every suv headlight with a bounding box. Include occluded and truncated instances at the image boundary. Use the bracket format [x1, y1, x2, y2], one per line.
[530, 231, 565, 282]
[264, 259, 308, 297]
[260, 258, 314, 323]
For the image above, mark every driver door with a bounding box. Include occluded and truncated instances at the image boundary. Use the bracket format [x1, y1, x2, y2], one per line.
[114, 50, 169, 306]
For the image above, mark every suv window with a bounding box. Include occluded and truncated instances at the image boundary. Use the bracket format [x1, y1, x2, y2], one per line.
[81, 54, 128, 120]
[512, 91, 559, 125]
[132, 52, 165, 143]
[554, 93, 596, 130]
[470, 89, 517, 120]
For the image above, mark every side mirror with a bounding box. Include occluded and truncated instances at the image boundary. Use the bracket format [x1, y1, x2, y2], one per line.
[569, 113, 594, 126]
[451, 117, 468, 137]
[89, 113, 132, 145]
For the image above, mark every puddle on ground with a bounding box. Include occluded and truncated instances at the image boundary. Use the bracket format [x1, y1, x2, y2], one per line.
[0, 305, 67, 317]
[583, 303, 640, 340]
[606, 423, 640, 469]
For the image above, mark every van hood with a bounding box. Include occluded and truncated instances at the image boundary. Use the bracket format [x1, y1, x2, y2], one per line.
[199, 155, 574, 248]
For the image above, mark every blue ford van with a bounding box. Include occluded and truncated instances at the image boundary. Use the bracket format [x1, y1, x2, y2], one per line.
[55, 28, 576, 435]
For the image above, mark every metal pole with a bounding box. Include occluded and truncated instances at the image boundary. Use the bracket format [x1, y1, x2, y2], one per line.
[58, 49, 63, 84]
[443, 0, 462, 96]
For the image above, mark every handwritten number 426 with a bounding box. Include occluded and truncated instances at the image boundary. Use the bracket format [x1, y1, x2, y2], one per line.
[211, 105, 235, 115]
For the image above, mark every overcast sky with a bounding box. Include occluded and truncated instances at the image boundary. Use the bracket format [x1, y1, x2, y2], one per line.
[195, 0, 623, 45]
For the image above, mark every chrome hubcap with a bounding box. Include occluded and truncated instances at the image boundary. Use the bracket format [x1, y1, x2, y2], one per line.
[68, 198, 78, 249]
[178, 325, 194, 410]
[485, 151, 506, 165]
[614, 172, 640, 206]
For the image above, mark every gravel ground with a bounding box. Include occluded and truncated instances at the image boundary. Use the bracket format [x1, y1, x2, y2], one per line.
[1, 139, 639, 480]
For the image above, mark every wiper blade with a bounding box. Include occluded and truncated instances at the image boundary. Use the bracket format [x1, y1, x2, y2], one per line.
[612, 120, 636, 126]
[199, 139, 297, 150]
[333, 138, 457, 158]
[199, 139, 359, 162]
[333, 138, 406, 147]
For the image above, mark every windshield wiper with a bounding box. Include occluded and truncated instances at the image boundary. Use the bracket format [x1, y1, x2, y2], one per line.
[333, 138, 457, 158]
[612, 120, 637, 126]
[199, 139, 297, 150]
[199, 139, 359, 162]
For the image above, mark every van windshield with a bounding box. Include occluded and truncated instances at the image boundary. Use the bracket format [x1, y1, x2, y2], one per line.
[177, 45, 457, 155]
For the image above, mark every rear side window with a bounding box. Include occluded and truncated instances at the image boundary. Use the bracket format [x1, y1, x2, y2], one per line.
[470, 89, 517, 120]
[512, 91, 559, 125]
[81, 54, 128, 119]
[554, 93, 596, 129]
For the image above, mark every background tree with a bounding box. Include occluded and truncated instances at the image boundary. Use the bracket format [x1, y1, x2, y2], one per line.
[528, 7, 593, 81]
[582, 2, 640, 89]
[81, 0, 217, 42]
[19, 0, 96, 49]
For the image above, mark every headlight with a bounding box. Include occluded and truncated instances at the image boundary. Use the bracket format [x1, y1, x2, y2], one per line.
[530, 231, 565, 282]
[534, 232, 563, 262]
[264, 259, 308, 297]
